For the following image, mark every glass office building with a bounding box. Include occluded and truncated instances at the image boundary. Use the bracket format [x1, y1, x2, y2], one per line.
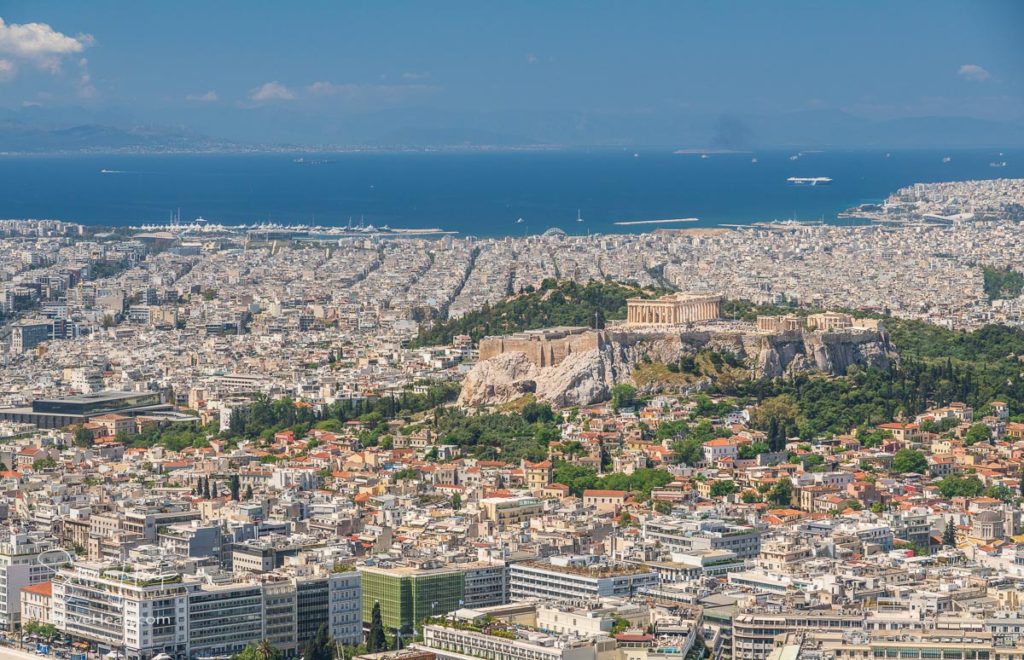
[360, 565, 465, 636]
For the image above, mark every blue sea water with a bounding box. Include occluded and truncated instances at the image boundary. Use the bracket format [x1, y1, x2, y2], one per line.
[0, 149, 1020, 236]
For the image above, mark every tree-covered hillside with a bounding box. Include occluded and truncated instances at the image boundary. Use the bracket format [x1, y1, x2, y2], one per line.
[716, 311, 1024, 438]
[410, 279, 669, 347]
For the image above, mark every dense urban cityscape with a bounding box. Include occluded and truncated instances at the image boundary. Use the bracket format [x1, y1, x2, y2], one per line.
[0, 176, 1018, 660]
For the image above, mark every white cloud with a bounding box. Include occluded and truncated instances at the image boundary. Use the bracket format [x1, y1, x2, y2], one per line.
[0, 58, 14, 82]
[186, 90, 218, 102]
[249, 81, 295, 102]
[526, 53, 538, 65]
[958, 64, 991, 82]
[401, 71, 430, 81]
[307, 81, 338, 96]
[0, 17, 93, 73]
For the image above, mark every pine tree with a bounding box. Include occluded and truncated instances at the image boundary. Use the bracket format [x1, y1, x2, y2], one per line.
[245, 485, 254, 500]
[943, 518, 956, 547]
[209, 480, 218, 498]
[303, 624, 332, 660]
[368, 602, 387, 652]
[202, 477, 210, 499]
[767, 417, 781, 452]
[229, 474, 241, 501]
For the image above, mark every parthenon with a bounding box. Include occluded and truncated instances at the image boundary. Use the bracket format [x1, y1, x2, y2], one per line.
[626, 293, 723, 326]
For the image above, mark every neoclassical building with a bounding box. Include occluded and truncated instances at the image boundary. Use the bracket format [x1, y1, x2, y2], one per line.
[626, 293, 723, 326]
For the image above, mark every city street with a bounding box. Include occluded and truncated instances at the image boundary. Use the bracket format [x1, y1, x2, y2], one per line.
[0, 647, 51, 660]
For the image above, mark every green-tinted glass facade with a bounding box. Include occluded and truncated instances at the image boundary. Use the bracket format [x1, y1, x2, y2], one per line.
[360, 568, 465, 634]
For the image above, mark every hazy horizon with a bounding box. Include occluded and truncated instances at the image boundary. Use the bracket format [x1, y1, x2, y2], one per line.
[0, 1, 1022, 150]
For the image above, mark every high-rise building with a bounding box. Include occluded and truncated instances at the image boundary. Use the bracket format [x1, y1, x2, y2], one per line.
[53, 562, 190, 659]
[0, 533, 58, 630]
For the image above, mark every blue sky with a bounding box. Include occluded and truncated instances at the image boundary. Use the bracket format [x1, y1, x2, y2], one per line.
[0, 1, 1021, 146]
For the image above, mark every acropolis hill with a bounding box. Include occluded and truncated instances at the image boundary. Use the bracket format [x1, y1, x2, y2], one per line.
[461, 296, 895, 407]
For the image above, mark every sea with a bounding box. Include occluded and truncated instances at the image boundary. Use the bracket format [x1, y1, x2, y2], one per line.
[0, 148, 1021, 236]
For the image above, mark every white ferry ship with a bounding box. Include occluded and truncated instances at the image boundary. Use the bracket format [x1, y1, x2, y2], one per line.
[787, 176, 832, 186]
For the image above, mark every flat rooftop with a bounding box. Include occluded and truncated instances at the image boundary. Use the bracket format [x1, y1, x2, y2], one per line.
[34, 391, 155, 405]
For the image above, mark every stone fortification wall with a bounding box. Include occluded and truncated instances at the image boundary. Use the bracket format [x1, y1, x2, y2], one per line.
[478, 327, 607, 368]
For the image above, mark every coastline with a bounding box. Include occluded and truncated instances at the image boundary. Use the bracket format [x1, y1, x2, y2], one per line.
[0, 149, 1019, 235]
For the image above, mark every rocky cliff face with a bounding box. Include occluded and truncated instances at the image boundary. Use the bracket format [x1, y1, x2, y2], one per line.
[458, 342, 635, 408]
[458, 327, 896, 408]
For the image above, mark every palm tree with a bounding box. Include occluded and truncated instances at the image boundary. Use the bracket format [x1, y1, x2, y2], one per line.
[255, 639, 280, 660]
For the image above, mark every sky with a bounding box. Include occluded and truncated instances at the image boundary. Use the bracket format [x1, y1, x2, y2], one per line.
[0, 1, 1022, 146]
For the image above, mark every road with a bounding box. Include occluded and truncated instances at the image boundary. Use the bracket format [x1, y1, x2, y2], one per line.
[0, 647, 48, 660]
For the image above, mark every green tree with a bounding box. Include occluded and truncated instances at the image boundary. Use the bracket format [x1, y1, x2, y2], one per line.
[23, 621, 58, 641]
[73, 426, 94, 448]
[234, 640, 282, 660]
[751, 395, 800, 442]
[738, 442, 770, 460]
[229, 474, 241, 501]
[611, 384, 637, 412]
[767, 477, 793, 506]
[244, 485, 254, 500]
[32, 457, 58, 470]
[303, 624, 333, 660]
[451, 493, 462, 510]
[368, 602, 387, 652]
[709, 480, 738, 497]
[256, 640, 282, 660]
[522, 402, 555, 424]
[858, 428, 888, 449]
[891, 449, 928, 474]
[986, 484, 1013, 502]
[982, 266, 1024, 301]
[943, 519, 956, 547]
[937, 475, 984, 498]
[409, 280, 668, 347]
[964, 423, 992, 446]
[610, 617, 631, 635]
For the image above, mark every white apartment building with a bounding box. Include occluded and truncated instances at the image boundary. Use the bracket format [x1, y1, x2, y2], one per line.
[509, 556, 658, 603]
[0, 533, 59, 630]
[421, 623, 615, 660]
[52, 562, 190, 659]
[51, 561, 362, 659]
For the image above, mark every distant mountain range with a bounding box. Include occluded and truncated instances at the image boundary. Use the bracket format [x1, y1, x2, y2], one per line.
[0, 118, 238, 153]
[0, 106, 1022, 152]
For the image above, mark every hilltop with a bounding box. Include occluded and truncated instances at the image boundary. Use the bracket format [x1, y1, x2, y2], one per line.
[410, 280, 670, 347]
